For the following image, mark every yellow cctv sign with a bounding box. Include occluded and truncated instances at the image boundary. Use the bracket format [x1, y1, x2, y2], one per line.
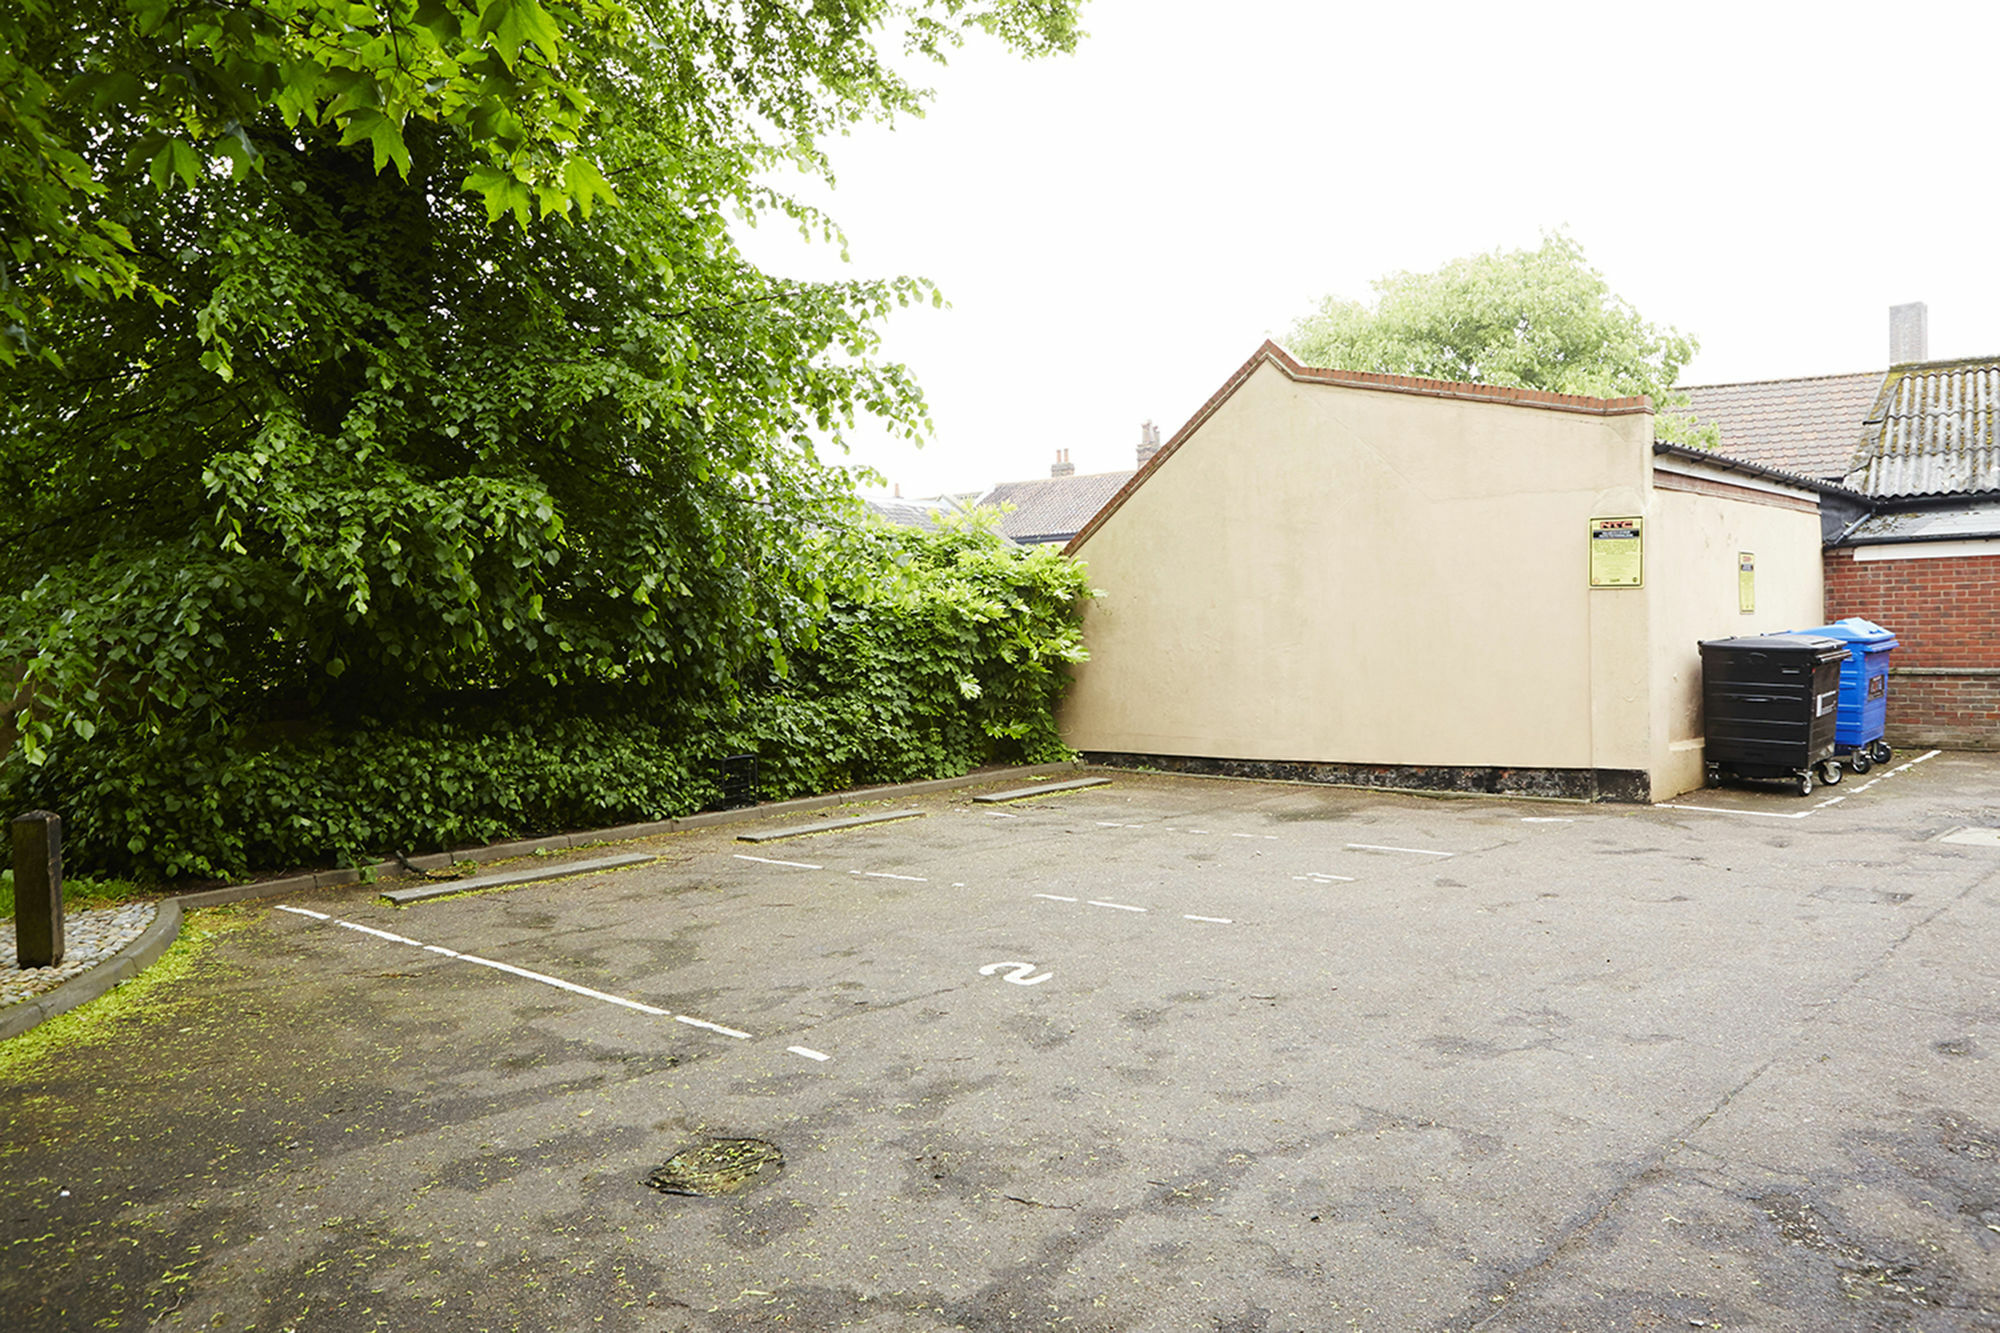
[1589, 516, 1644, 588]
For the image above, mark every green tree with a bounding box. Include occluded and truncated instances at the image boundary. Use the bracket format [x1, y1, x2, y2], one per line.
[1284, 232, 1713, 442]
[1, 1, 1086, 869]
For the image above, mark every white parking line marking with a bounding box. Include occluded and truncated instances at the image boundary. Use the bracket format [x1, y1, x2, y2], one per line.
[1347, 843, 1454, 857]
[1814, 795, 1847, 809]
[455, 951, 674, 1016]
[675, 1015, 752, 1039]
[1034, 893, 1080, 902]
[987, 811, 1020, 819]
[1087, 899, 1147, 913]
[1521, 817, 1574, 823]
[863, 871, 928, 882]
[735, 854, 823, 870]
[337, 920, 424, 947]
[1659, 803, 1812, 820]
[284, 908, 764, 1038]
[1183, 914, 1233, 924]
[788, 1046, 831, 1062]
[1294, 873, 1357, 883]
[1230, 832, 1279, 840]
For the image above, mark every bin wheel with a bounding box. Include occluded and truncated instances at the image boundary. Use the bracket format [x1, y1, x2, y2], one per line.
[1797, 769, 1815, 797]
[1850, 750, 1873, 774]
[1705, 766, 1721, 788]
[1820, 759, 1843, 785]
[1871, 741, 1893, 764]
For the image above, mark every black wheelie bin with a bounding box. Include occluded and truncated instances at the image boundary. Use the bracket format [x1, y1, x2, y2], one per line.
[1698, 634, 1849, 796]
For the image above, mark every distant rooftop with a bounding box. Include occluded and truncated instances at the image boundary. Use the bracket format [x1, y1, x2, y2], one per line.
[1849, 358, 2000, 498]
[982, 471, 1135, 545]
[1674, 372, 1885, 481]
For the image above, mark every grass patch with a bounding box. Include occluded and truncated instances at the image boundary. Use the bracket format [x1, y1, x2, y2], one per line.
[0, 906, 248, 1075]
[0, 868, 152, 921]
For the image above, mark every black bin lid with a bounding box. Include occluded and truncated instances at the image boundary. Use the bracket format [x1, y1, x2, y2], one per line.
[1698, 634, 1849, 665]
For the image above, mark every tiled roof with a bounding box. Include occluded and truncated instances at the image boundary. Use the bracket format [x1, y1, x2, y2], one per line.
[1673, 372, 1885, 480]
[863, 493, 989, 534]
[1846, 359, 2000, 498]
[981, 471, 1134, 544]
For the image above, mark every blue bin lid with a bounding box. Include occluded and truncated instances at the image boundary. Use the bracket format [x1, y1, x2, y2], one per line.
[1796, 617, 1899, 651]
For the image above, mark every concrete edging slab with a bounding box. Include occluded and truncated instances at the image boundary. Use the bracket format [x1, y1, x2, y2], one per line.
[179, 759, 1084, 909]
[0, 899, 184, 1042]
[735, 809, 925, 843]
[972, 777, 1112, 803]
[381, 853, 658, 905]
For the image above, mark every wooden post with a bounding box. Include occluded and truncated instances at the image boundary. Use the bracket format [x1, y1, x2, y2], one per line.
[12, 810, 64, 968]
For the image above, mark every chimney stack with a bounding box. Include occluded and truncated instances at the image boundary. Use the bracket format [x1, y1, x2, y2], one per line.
[1890, 302, 1929, 364]
[1050, 448, 1075, 478]
[1135, 420, 1162, 467]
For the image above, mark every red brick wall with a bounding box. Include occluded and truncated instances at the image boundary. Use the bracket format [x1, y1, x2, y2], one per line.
[1824, 548, 2000, 749]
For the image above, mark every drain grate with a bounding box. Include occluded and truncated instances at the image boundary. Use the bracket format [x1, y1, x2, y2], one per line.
[645, 1138, 783, 1196]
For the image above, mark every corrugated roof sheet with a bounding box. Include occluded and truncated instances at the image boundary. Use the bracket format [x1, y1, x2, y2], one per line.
[1673, 372, 1884, 480]
[1842, 498, 2000, 544]
[981, 471, 1134, 544]
[1847, 360, 2000, 497]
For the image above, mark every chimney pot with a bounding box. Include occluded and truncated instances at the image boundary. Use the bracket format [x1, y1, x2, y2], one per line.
[1135, 419, 1162, 467]
[1051, 448, 1075, 478]
[1890, 302, 1929, 364]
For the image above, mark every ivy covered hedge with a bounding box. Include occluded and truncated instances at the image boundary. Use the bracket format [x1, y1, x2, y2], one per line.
[3, 519, 1091, 881]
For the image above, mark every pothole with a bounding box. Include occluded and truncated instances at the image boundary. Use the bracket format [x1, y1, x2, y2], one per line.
[645, 1138, 784, 1196]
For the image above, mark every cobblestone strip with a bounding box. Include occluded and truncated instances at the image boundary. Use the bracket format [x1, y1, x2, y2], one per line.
[0, 902, 180, 1040]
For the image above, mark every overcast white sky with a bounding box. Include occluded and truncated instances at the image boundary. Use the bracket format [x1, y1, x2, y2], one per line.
[737, 0, 2000, 498]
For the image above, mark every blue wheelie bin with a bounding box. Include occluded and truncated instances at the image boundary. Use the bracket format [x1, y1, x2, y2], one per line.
[1793, 617, 1899, 772]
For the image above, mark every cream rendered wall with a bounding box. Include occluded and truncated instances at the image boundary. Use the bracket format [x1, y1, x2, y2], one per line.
[1061, 361, 1658, 773]
[1643, 472, 1825, 800]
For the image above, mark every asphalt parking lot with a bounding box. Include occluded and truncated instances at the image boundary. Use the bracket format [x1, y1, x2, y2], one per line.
[4, 753, 1999, 1332]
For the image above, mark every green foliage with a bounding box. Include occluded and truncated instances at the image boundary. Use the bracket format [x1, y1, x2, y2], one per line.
[0, 867, 147, 920]
[0, 0, 1093, 880]
[1284, 231, 1716, 443]
[5, 521, 1093, 881]
[2, 0, 1083, 366]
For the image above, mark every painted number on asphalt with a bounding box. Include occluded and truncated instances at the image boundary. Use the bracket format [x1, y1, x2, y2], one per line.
[979, 961, 1052, 987]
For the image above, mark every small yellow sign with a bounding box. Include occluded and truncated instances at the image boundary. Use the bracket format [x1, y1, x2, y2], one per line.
[1589, 516, 1644, 588]
[1738, 552, 1756, 613]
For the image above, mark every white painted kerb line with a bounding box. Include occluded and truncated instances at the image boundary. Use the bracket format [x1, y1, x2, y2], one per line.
[1183, 914, 1233, 924]
[1087, 899, 1148, 913]
[1033, 893, 1079, 902]
[278, 907, 777, 1048]
[788, 1046, 830, 1062]
[1658, 803, 1810, 820]
[735, 853, 823, 870]
[1347, 843, 1454, 858]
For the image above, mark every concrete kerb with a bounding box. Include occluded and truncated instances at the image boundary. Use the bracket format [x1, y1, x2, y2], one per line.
[177, 759, 1085, 912]
[0, 899, 184, 1042]
[3, 760, 1083, 1040]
